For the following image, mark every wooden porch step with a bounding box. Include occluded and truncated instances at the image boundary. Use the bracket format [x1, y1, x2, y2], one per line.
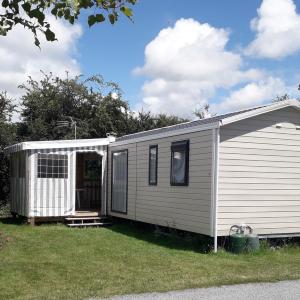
[65, 217, 103, 221]
[65, 215, 112, 228]
[67, 222, 109, 227]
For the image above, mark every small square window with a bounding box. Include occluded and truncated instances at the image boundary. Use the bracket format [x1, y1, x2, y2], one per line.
[37, 154, 68, 179]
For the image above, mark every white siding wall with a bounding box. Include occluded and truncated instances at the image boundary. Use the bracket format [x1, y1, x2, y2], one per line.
[108, 129, 213, 235]
[218, 107, 300, 236]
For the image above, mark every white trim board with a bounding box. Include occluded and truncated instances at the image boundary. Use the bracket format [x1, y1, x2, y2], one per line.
[4, 138, 110, 153]
[221, 99, 300, 126]
[111, 122, 220, 146]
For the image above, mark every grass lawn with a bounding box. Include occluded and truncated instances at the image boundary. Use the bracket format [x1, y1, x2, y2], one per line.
[0, 219, 300, 300]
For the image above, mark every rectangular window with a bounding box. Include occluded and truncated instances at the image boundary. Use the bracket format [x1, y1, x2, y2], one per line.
[18, 152, 26, 178]
[37, 154, 68, 179]
[170, 140, 189, 186]
[111, 150, 128, 214]
[149, 145, 158, 185]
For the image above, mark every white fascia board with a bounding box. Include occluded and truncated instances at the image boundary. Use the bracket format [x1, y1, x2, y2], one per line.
[221, 100, 300, 126]
[111, 122, 220, 147]
[4, 138, 110, 153]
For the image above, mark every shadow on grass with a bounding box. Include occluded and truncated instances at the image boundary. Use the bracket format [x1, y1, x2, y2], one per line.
[107, 217, 214, 253]
[107, 219, 300, 255]
[0, 217, 27, 226]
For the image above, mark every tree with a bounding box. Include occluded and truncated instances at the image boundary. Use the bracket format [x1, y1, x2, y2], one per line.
[194, 104, 216, 119]
[272, 94, 290, 103]
[132, 110, 189, 132]
[0, 0, 137, 47]
[0, 92, 17, 207]
[18, 72, 188, 141]
[19, 72, 130, 140]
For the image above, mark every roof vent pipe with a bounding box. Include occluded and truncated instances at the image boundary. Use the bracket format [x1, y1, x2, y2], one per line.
[106, 132, 116, 143]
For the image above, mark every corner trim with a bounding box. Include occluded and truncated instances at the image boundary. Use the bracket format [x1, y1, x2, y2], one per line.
[211, 127, 220, 253]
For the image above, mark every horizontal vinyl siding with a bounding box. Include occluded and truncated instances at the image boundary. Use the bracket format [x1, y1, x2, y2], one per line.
[108, 129, 213, 235]
[218, 107, 300, 236]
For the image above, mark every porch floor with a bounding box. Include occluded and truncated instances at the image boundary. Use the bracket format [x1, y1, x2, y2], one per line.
[74, 210, 101, 217]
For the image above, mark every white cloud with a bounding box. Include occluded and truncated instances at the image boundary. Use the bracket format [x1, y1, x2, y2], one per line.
[212, 77, 286, 113]
[245, 0, 300, 59]
[134, 18, 264, 117]
[0, 15, 82, 101]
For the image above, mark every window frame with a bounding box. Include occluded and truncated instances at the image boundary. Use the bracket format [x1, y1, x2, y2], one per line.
[170, 140, 189, 186]
[148, 145, 158, 186]
[37, 153, 68, 179]
[111, 149, 128, 214]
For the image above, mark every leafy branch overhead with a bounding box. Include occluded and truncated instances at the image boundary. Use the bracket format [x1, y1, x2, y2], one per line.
[0, 0, 137, 47]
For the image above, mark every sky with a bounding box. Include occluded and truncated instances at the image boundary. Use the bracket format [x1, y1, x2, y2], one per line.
[1, 0, 300, 119]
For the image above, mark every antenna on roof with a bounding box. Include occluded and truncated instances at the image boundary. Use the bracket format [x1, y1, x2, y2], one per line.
[56, 116, 77, 139]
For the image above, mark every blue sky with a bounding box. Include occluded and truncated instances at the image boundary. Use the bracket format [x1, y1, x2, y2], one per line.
[78, 0, 264, 107]
[76, 0, 300, 116]
[1, 0, 300, 118]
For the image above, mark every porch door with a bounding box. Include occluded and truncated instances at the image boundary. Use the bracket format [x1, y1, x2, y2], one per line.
[111, 150, 128, 213]
[76, 153, 102, 210]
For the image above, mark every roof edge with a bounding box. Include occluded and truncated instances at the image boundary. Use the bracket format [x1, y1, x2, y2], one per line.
[4, 138, 110, 154]
[221, 99, 300, 126]
[111, 121, 220, 147]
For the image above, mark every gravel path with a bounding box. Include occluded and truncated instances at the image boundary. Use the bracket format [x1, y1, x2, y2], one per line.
[101, 280, 300, 300]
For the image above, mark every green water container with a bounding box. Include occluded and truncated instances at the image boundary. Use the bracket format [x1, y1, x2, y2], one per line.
[229, 233, 247, 254]
[246, 234, 260, 252]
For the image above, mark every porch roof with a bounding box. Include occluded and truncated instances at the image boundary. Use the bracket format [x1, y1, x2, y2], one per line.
[4, 138, 110, 154]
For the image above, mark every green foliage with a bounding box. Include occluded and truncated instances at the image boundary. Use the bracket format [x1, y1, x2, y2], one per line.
[272, 94, 290, 102]
[20, 72, 121, 140]
[0, 0, 137, 47]
[0, 92, 17, 208]
[19, 72, 188, 141]
[0, 71, 187, 207]
[131, 111, 189, 133]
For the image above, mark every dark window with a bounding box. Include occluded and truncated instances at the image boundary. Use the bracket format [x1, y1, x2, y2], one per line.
[37, 154, 68, 179]
[84, 159, 101, 180]
[170, 140, 189, 186]
[19, 152, 26, 178]
[149, 145, 158, 185]
[111, 150, 128, 214]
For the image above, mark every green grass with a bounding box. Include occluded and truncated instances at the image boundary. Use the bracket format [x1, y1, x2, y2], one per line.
[0, 219, 299, 300]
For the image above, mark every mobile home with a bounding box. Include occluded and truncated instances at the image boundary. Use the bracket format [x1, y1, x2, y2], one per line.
[5, 100, 300, 250]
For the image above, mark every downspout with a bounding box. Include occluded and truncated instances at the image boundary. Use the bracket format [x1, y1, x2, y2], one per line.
[105, 146, 109, 216]
[212, 126, 220, 253]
